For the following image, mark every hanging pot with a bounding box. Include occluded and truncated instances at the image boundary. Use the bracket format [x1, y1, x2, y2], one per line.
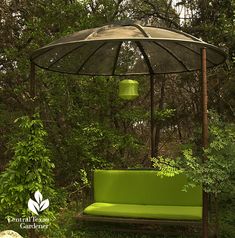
[119, 79, 139, 100]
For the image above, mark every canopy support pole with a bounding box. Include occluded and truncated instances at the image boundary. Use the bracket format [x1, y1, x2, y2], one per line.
[30, 61, 36, 98]
[201, 47, 209, 238]
[30, 61, 36, 114]
[150, 74, 155, 158]
[135, 41, 156, 158]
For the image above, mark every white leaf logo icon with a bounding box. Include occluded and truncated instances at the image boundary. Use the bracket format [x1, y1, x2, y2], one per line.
[40, 199, 49, 211]
[28, 199, 39, 215]
[28, 190, 49, 215]
[35, 190, 43, 204]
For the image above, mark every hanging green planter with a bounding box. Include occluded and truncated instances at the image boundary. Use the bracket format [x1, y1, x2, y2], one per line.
[119, 80, 139, 100]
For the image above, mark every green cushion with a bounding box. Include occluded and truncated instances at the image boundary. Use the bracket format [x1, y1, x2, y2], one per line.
[84, 202, 202, 220]
[94, 170, 202, 206]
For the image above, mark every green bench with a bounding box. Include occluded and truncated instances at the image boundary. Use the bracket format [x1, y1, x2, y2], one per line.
[78, 169, 202, 225]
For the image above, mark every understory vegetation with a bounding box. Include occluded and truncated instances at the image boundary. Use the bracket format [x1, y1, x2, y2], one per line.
[0, 0, 234, 237]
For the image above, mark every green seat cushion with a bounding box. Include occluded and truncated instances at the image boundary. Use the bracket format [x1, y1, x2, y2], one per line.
[84, 202, 202, 220]
[94, 170, 202, 206]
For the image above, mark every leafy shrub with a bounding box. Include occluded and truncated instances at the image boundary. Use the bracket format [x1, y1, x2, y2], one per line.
[0, 114, 61, 236]
[152, 111, 235, 194]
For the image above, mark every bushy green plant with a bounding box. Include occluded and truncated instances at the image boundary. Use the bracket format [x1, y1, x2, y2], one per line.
[182, 112, 235, 193]
[152, 112, 235, 194]
[220, 199, 235, 238]
[0, 114, 60, 234]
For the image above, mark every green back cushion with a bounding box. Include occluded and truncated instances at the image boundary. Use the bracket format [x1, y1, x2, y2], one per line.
[94, 170, 202, 206]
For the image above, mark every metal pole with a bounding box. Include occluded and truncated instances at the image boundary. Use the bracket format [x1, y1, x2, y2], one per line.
[29, 61, 36, 115]
[30, 61, 36, 98]
[135, 42, 155, 158]
[150, 74, 155, 158]
[201, 47, 209, 238]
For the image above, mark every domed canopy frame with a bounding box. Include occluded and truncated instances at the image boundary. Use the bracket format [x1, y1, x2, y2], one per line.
[30, 23, 226, 158]
[30, 24, 226, 75]
[30, 24, 226, 238]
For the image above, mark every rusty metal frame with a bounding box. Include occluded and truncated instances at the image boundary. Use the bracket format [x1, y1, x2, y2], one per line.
[201, 47, 209, 238]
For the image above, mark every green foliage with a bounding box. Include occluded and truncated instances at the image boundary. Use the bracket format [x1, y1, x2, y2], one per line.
[152, 156, 182, 177]
[215, 180, 235, 238]
[119, 107, 148, 123]
[152, 112, 235, 194]
[0, 114, 58, 223]
[220, 194, 235, 238]
[154, 108, 176, 122]
[181, 113, 235, 193]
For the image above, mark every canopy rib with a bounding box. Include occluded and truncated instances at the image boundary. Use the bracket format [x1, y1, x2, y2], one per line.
[157, 27, 203, 42]
[48, 43, 86, 69]
[85, 25, 112, 40]
[135, 41, 154, 74]
[153, 42, 190, 71]
[175, 42, 216, 66]
[112, 42, 122, 75]
[125, 24, 151, 38]
[76, 42, 107, 74]
[30, 47, 55, 61]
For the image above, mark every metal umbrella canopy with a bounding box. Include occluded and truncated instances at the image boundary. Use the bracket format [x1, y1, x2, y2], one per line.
[30, 24, 226, 158]
[31, 24, 226, 75]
